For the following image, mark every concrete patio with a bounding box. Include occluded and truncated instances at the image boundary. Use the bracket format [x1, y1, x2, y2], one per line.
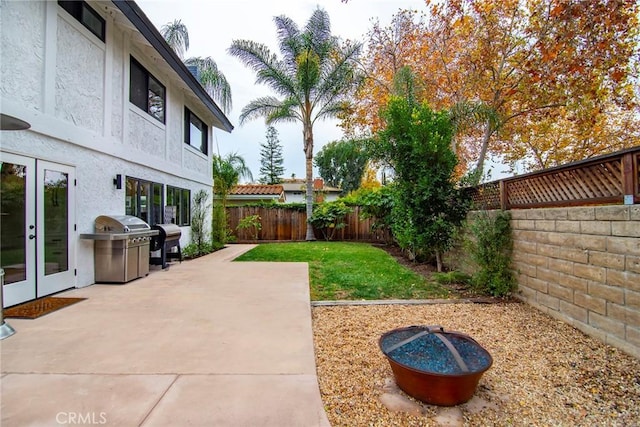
[1, 245, 330, 426]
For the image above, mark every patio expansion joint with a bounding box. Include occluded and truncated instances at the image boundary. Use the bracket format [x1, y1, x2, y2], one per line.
[138, 374, 179, 426]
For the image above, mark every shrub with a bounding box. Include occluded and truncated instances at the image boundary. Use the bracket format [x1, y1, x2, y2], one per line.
[307, 200, 353, 240]
[468, 210, 516, 296]
[236, 214, 262, 240]
[211, 202, 231, 245]
[182, 241, 224, 259]
[432, 271, 472, 286]
[190, 190, 210, 255]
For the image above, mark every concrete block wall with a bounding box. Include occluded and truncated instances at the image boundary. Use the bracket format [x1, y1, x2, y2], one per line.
[511, 205, 640, 358]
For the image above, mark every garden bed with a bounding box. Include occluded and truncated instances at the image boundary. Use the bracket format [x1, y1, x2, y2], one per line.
[312, 302, 640, 426]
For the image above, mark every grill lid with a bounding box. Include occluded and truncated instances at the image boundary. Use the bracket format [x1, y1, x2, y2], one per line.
[95, 215, 151, 233]
[152, 223, 182, 239]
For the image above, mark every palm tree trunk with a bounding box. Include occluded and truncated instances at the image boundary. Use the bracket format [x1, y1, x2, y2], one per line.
[473, 120, 493, 185]
[304, 124, 316, 241]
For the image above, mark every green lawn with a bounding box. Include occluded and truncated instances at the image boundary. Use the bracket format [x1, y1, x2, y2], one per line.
[234, 242, 449, 301]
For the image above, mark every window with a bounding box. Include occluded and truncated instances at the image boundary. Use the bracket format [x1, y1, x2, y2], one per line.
[184, 108, 208, 154]
[125, 177, 163, 226]
[130, 57, 165, 123]
[167, 186, 191, 226]
[58, 1, 105, 42]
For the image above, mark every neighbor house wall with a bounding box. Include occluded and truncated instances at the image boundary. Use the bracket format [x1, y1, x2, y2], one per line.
[509, 205, 639, 358]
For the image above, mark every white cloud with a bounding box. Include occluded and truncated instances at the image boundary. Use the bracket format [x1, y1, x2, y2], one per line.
[136, 0, 427, 181]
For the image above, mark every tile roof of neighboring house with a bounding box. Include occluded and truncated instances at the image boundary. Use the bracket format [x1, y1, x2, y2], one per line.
[230, 184, 284, 195]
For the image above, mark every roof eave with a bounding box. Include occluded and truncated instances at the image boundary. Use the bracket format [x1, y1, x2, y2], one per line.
[112, 0, 234, 133]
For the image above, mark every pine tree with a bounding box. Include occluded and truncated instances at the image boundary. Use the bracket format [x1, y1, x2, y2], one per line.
[259, 126, 285, 184]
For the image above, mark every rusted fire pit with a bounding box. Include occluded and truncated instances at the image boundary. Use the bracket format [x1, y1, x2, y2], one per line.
[379, 325, 492, 406]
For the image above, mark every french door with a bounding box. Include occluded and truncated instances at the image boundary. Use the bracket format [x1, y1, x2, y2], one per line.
[1, 152, 76, 307]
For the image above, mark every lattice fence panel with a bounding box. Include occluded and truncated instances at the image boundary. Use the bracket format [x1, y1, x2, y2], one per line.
[464, 181, 501, 210]
[506, 159, 623, 207]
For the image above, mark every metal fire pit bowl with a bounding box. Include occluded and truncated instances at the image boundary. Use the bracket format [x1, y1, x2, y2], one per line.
[379, 325, 492, 406]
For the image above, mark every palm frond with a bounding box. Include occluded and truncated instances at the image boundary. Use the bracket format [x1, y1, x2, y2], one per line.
[305, 8, 332, 55]
[185, 57, 233, 113]
[229, 40, 299, 100]
[228, 40, 277, 74]
[274, 15, 301, 68]
[449, 101, 502, 134]
[161, 19, 189, 59]
[239, 97, 297, 125]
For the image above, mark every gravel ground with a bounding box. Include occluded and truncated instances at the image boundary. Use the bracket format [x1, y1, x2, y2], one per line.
[312, 302, 640, 426]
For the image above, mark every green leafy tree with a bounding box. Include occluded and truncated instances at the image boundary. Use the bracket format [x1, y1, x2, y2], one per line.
[314, 139, 369, 194]
[228, 8, 362, 240]
[211, 153, 253, 244]
[161, 20, 232, 113]
[259, 126, 285, 184]
[375, 96, 470, 271]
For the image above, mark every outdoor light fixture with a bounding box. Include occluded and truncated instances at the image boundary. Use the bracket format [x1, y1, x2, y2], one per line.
[0, 113, 31, 131]
[113, 174, 122, 189]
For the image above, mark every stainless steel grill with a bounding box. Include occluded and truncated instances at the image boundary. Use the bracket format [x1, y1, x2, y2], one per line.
[150, 223, 182, 269]
[80, 215, 158, 283]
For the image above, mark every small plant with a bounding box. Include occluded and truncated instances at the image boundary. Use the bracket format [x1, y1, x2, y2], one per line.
[432, 271, 472, 286]
[236, 214, 262, 240]
[211, 202, 232, 245]
[307, 200, 353, 241]
[468, 210, 516, 296]
[190, 190, 210, 256]
[182, 241, 224, 259]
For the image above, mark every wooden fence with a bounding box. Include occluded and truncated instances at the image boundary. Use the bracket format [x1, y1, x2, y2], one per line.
[226, 206, 389, 242]
[466, 146, 640, 210]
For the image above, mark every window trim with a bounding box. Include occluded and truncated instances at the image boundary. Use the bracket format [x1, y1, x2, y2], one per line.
[129, 56, 166, 124]
[184, 107, 208, 155]
[58, 1, 105, 42]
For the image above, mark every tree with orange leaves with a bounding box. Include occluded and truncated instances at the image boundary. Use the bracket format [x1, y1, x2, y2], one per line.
[347, 0, 640, 178]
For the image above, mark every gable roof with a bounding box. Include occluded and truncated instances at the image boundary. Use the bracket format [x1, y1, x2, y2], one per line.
[111, 0, 233, 133]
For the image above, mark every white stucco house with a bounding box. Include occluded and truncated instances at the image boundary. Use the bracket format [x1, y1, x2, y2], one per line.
[0, 1, 233, 307]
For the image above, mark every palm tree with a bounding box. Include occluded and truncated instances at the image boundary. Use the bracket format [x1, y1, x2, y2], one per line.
[160, 20, 232, 114]
[211, 153, 253, 244]
[228, 8, 362, 240]
[212, 153, 253, 209]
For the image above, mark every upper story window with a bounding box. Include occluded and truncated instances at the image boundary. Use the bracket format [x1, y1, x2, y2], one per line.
[184, 108, 208, 155]
[58, 1, 105, 42]
[130, 57, 165, 123]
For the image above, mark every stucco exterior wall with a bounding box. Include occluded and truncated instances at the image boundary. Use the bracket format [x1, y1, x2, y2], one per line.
[0, 0, 45, 111]
[510, 206, 639, 358]
[55, 15, 105, 133]
[0, 1, 223, 289]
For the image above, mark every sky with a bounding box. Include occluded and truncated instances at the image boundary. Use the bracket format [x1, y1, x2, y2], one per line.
[136, 0, 429, 182]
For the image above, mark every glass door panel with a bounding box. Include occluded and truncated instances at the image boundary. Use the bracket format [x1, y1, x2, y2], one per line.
[37, 161, 75, 298]
[43, 169, 69, 275]
[1, 153, 36, 306]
